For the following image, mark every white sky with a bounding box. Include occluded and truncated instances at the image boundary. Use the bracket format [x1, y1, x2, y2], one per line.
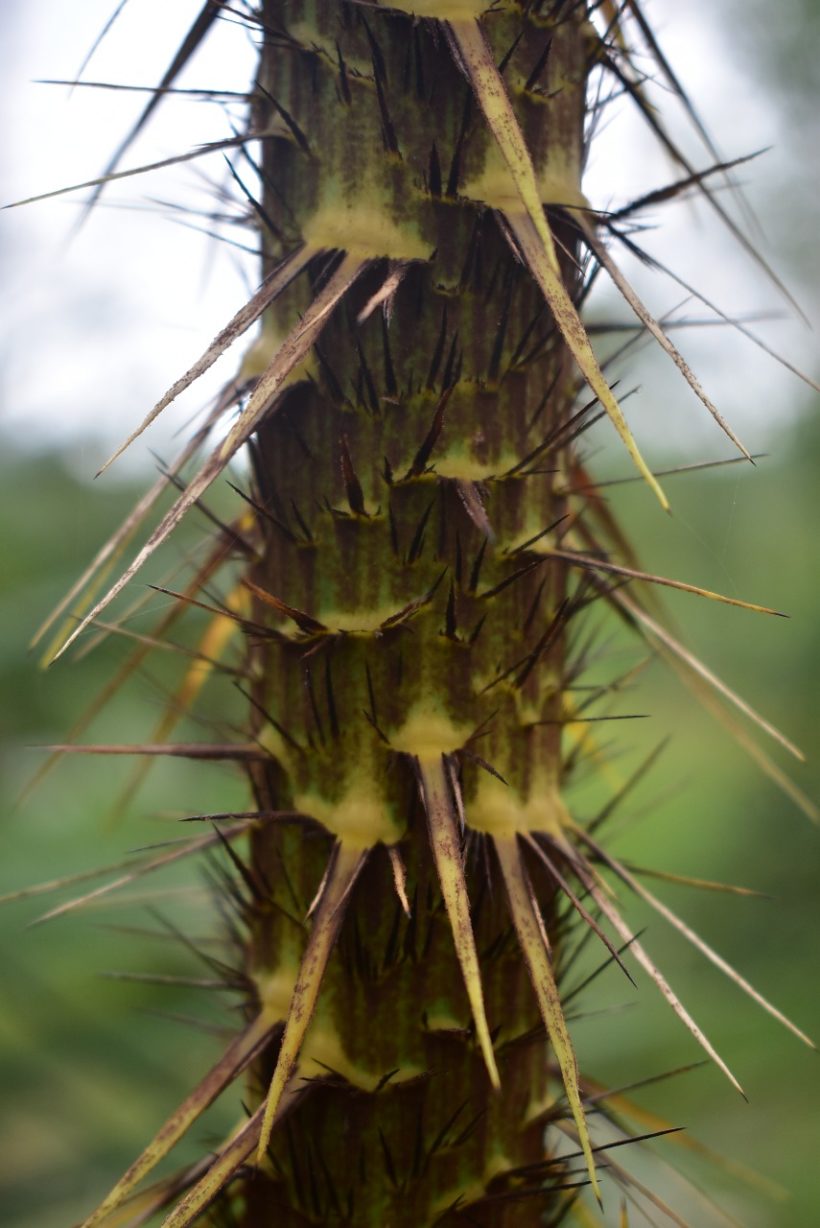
[0, 1, 817, 480]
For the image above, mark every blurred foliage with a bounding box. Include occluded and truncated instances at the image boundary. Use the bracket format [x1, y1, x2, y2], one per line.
[720, 0, 820, 295]
[1, 419, 818, 1225]
[728, 0, 820, 113]
[0, 450, 246, 1227]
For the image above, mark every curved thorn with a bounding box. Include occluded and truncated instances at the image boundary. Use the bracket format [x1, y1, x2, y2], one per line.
[494, 833, 601, 1206]
[256, 842, 368, 1162]
[416, 754, 500, 1090]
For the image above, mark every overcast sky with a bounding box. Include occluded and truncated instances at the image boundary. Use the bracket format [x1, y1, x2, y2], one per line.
[1, 1, 817, 481]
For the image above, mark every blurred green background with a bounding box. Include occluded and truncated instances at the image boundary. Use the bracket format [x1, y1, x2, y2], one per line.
[2, 2, 819, 1226]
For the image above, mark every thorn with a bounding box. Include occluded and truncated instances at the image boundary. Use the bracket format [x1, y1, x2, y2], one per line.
[524, 36, 552, 92]
[468, 536, 488, 594]
[340, 435, 367, 515]
[406, 499, 436, 565]
[335, 41, 351, 104]
[355, 339, 380, 415]
[381, 313, 398, 397]
[426, 306, 448, 391]
[406, 386, 453, 478]
[444, 582, 458, 640]
[446, 88, 473, 198]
